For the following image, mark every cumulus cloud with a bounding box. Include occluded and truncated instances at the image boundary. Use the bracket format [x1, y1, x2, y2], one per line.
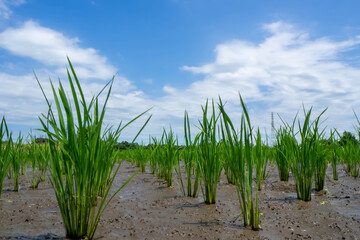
[178, 21, 360, 133]
[0, 21, 139, 137]
[0, 20, 116, 80]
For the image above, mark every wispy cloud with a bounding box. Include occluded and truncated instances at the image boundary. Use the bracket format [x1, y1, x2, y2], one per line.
[0, 0, 25, 19]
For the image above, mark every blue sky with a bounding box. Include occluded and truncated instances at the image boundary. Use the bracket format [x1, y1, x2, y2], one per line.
[1, 0, 360, 142]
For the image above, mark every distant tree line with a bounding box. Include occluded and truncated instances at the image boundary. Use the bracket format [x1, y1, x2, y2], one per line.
[3, 131, 359, 148]
[114, 141, 139, 150]
[338, 131, 359, 146]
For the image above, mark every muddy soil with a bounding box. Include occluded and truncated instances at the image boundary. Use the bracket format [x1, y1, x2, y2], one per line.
[0, 162, 359, 240]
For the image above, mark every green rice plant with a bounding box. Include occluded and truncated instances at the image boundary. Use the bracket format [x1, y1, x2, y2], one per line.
[341, 140, 359, 178]
[97, 130, 126, 197]
[113, 148, 129, 162]
[36, 58, 150, 239]
[223, 164, 235, 184]
[254, 128, 270, 191]
[313, 134, 327, 191]
[274, 124, 294, 181]
[153, 130, 180, 188]
[218, 95, 260, 230]
[144, 137, 157, 174]
[155, 138, 167, 180]
[162, 128, 179, 187]
[197, 100, 221, 204]
[131, 145, 148, 173]
[39, 143, 50, 181]
[10, 133, 23, 191]
[27, 135, 49, 188]
[290, 107, 326, 201]
[0, 117, 12, 199]
[219, 141, 235, 184]
[183, 110, 200, 197]
[149, 137, 160, 174]
[350, 112, 360, 178]
[28, 136, 42, 189]
[328, 130, 340, 180]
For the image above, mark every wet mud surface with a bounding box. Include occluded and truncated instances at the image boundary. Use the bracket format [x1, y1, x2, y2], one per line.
[0, 162, 359, 239]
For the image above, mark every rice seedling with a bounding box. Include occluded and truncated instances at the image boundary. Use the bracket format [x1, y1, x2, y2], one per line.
[155, 138, 167, 180]
[0, 117, 12, 199]
[254, 128, 270, 191]
[350, 112, 360, 178]
[218, 95, 260, 230]
[130, 145, 148, 173]
[274, 124, 294, 182]
[313, 134, 327, 191]
[27, 135, 49, 188]
[97, 130, 125, 197]
[220, 141, 235, 185]
[197, 100, 221, 204]
[162, 128, 180, 188]
[27, 138, 42, 189]
[341, 139, 359, 178]
[36, 58, 150, 239]
[328, 129, 340, 180]
[290, 107, 326, 201]
[338, 128, 359, 177]
[183, 110, 201, 197]
[10, 133, 23, 191]
[148, 137, 160, 174]
[152, 130, 180, 188]
[223, 163, 235, 184]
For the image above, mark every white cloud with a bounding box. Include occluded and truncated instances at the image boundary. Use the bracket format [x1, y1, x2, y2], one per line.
[0, 20, 116, 80]
[2, 21, 360, 142]
[177, 21, 360, 134]
[0, 21, 139, 138]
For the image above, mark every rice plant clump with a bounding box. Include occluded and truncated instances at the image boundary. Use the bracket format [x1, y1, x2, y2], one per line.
[274, 125, 293, 181]
[27, 135, 49, 189]
[197, 100, 221, 204]
[0, 117, 12, 199]
[328, 130, 340, 181]
[182, 110, 200, 197]
[10, 134, 23, 191]
[254, 128, 270, 191]
[313, 136, 327, 191]
[162, 128, 180, 187]
[219, 95, 260, 230]
[36, 58, 149, 239]
[290, 107, 326, 201]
